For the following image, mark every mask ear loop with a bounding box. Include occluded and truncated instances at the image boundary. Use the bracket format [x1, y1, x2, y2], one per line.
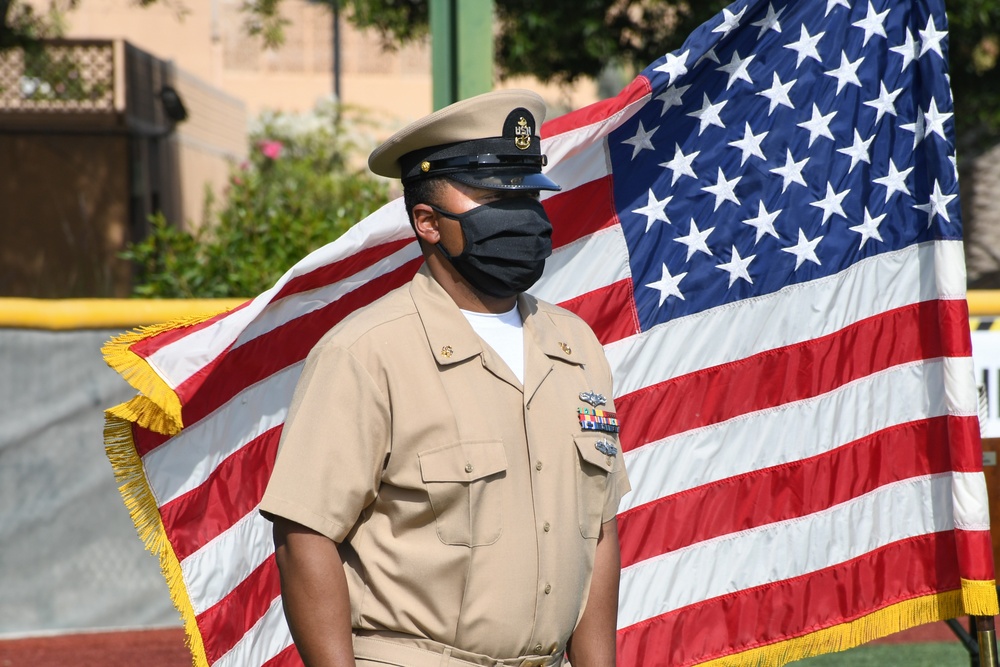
[425, 203, 470, 261]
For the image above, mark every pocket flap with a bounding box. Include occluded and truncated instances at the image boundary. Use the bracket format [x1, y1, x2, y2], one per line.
[419, 440, 508, 482]
[574, 434, 617, 474]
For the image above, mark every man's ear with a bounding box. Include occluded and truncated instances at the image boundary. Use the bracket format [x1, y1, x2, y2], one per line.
[412, 204, 440, 245]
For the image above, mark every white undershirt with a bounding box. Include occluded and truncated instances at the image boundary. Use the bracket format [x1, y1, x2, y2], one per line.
[461, 304, 525, 384]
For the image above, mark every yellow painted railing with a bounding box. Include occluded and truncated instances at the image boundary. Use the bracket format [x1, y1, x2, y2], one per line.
[2, 292, 1000, 330]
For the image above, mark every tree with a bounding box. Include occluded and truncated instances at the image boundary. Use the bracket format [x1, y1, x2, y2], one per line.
[123, 105, 390, 298]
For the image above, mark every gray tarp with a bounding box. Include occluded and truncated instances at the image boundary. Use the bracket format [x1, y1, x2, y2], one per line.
[0, 328, 178, 635]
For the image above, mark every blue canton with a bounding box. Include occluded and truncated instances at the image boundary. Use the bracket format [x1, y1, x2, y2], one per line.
[610, 0, 959, 331]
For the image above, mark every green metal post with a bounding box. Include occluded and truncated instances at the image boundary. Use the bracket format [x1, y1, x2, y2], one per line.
[430, 0, 494, 110]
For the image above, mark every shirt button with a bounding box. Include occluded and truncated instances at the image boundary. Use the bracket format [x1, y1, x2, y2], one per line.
[544, 584, 552, 594]
[535, 460, 543, 471]
[534, 644, 543, 653]
[543, 522, 550, 532]
[464, 463, 474, 473]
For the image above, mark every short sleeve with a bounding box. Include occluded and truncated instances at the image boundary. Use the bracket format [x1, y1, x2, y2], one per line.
[260, 341, 390, 542]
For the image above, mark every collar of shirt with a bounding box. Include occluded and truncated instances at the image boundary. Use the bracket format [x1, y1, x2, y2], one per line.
[409, 265, 582, 370]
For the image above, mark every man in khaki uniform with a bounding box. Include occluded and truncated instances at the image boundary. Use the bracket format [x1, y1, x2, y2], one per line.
[260, 89, 630, 667]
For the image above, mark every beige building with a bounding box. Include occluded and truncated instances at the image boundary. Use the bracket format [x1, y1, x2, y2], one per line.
[45, 0, 600, 126]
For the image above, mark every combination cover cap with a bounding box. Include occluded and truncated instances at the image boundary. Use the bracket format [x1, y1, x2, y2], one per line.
[368, 89, 561, 192]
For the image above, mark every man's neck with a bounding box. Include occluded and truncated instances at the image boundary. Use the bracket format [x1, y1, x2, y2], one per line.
[422, 252, 518, 314]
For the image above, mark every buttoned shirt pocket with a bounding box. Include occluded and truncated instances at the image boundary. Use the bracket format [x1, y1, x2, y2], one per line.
[574, 434, 616, 539]
[418, 440, 508, 547]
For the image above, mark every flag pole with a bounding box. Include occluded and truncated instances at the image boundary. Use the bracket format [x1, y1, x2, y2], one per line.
[976, 616, 998, 667]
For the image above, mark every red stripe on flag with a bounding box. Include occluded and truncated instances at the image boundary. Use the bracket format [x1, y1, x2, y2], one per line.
[197, 555, 281, 664]
[616, 532, 961, 667]
[134, 423, 171, 458]
[130, 241, 415, 361]
[160, 426, 282, 561]
[261, 644, 304, 667]
[617, 416, 971, 567]
[617, 299, 971, 451]
[176, 258, 422, 429]
[544, 176, 618, 249]
[955, 529, 997, 581]
[558, 279, 640, 345]
[273, 238, 415, 301]
[541, 76, 652, 138]
[129, 301, 252, 361]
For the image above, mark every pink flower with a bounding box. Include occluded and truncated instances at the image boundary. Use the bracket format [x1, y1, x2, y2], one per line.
[259, 140, 283, 160]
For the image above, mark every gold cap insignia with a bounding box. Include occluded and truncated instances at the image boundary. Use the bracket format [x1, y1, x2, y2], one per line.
[514, 117, 531, 150]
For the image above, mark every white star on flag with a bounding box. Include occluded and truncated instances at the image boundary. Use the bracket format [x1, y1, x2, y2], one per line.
[825, 51, 865, 94]
[656, 84, 691, 115]
[770, 149, 810, 193]
[696, 48, 720, 66]
[757, 72, 796, 114]
[632, 189, 673, 232]
[919, 15, 947, 58]
[923, 98, 953, 141]
[712, 7, 747, 37]
[864, 82, 902, 123]
[783, 228, 824, 269]
[751, 3, 785, 39]
[687, 93, 728, 135]
[702, 168, 742, 210]
[741, 201, 782, 243]
[784, 24, 825, 67]
[825, 0, 850, 16]
[674, 218, 715, 260]
[659, 143, 700, 185]
[851, 1, 890, 46]
[622, 120, 658, 159]
[645, 263, 687, 305]
[716, 245, 756, 287]
[901, 106, 926, 149]
[797, 104, 836, 147]
[913, 180, 958, 225]
[717, 50, 756, 90]
[728, 122, 768, 165]
[890, 28, 919, 72]
[872, 159, 913, 202]
[810, 182, 850, 224]
[849, 207, 887, 248]
[654, 50, 690, 84]
[838, 129, 875, 173]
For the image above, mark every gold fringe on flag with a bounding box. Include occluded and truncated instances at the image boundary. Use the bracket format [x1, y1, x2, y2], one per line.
[961, 578, 1000, 616]
[104, 413, 209, 667]
[697, 590, 982, 666]
[101, 312, 232, 436]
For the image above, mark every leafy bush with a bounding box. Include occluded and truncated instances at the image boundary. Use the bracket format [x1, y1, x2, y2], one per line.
[124, 105, 392, 298]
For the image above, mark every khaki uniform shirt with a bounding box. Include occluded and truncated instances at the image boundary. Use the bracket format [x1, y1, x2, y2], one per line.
[261, 266, 630, 660]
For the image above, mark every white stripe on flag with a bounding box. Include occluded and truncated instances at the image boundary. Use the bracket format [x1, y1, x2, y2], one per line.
[530, 225, 631, 304]
[541, 140, 611, 199]
[214, 593, 294, 667]
[146, 198, 412, 388]
[619, 357, 958, 512]
[952, 471, 992, 530]
[182, 507, 273, 614]
[232, 241, 422, 350]
[541, 91, 650, 169]
[606, 241, 958, 398]
[144, 362, 303, 505]
[617, 473, 956, 629]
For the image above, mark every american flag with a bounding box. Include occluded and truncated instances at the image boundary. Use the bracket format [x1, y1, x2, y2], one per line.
[103, 0, 998, 665]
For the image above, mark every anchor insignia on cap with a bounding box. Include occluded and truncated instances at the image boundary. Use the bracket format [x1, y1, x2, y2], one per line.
[579, 391, 607, 407]
[514, 117, 531, 150]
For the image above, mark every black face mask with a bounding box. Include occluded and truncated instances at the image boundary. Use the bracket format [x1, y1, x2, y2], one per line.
[429, 197, 553, 298]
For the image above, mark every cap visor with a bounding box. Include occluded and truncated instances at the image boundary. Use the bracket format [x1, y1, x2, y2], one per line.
[448, 169, 562, 192]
